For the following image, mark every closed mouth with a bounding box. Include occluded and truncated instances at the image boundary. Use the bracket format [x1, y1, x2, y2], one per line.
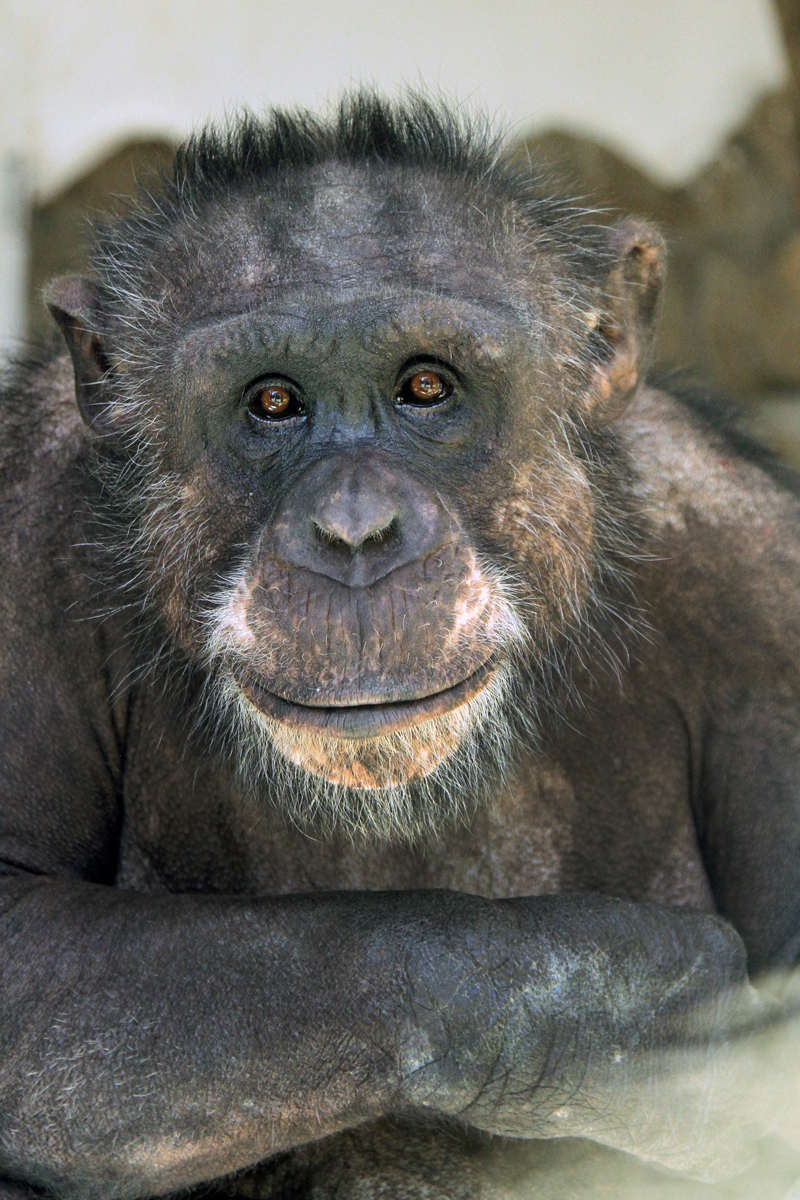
[234, 659, 496, 739]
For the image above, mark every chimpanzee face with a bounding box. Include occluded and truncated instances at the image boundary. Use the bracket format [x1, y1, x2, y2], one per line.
[49, 156, 659, 839]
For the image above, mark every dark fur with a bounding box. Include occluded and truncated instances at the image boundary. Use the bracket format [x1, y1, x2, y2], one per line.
[0, 96, 798, 1199]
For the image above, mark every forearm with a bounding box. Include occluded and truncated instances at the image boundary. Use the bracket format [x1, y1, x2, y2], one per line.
[0, 877, 403, 1199]
[0, 879, 757, 1198]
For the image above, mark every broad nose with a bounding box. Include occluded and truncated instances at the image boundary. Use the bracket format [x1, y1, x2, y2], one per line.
[312, 485, 400, 555]
[269, 452, 450, 587]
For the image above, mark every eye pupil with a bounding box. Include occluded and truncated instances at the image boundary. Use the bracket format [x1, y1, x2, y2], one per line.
[410, 372, 444, 401]
[248, 382, 302, 422]
[399, 369, 454, 407]
[260, 386, 291, 415]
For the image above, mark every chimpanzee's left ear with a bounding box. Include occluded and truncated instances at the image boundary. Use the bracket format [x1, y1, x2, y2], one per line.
[581, 219, 666, 426]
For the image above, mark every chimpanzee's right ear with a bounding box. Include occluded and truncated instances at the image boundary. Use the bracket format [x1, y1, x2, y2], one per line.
[45, 275, 116, 435]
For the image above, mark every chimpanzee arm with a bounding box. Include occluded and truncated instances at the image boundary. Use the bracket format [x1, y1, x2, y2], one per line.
[699, 696, 800, 973]
[672, 469, 800, 977]
[0, 874, 755, 1200]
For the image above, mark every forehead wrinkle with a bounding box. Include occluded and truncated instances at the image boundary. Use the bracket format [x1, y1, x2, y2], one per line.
[173, 292, 535, 371]
[177, 288, 530, 339]
[175, 309, 339, 371]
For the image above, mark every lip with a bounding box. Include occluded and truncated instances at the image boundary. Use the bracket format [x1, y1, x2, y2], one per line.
[234, 659, 496, 739]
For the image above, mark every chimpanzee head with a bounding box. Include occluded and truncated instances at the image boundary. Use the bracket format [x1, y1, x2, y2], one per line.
[47, 94, 663, 840]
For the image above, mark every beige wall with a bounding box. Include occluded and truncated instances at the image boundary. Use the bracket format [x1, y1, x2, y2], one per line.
[0, 0, 791, 347]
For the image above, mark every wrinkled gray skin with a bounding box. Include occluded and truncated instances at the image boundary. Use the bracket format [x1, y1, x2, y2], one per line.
[0, 133, 798, 1200]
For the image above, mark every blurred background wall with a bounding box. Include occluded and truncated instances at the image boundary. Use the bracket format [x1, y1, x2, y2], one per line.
[3, 0, 800, 454]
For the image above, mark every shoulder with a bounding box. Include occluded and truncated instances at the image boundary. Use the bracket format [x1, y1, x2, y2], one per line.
[0, 349, 89, 517]
[618, 385, 800, 690]
[0, 350, 113, 676]
[0, 350, 97, 596]
[619, 384, 800, 545]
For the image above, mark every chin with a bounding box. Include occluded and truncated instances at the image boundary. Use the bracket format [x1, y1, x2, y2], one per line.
[213, 659, 516, 843]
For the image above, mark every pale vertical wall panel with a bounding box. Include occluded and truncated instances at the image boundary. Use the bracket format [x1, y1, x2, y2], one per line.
[0, 0, 28, 347]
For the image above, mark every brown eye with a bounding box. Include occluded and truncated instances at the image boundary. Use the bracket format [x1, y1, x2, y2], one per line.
[247, 381, 303, 422]
[397, 370, 454, 407]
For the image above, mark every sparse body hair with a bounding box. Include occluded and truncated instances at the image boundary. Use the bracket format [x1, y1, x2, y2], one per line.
[0, 93, 798, 1199]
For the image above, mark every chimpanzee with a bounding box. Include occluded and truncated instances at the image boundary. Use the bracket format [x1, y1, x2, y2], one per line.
[0, 93, 798, 1200]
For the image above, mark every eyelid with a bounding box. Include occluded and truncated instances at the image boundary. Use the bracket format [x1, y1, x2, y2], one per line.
[243, 373, 302, 396]
[395, 357, 460, 386]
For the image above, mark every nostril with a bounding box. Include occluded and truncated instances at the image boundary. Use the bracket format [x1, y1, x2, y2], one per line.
[362, 516, 400, 549]
[312, 515, 401, 553]
[313, 523, 350, 553]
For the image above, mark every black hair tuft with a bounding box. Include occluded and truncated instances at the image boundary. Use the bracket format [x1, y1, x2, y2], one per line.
[172, 92, 505, 201]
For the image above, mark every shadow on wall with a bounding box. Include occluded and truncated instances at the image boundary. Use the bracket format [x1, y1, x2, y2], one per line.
[28, 138, 175, 342]
[27, 90, 800, 466]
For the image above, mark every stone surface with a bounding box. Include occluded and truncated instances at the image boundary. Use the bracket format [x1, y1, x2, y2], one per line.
[517, 87, 800, 399]
[26, 138, 174, 344]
